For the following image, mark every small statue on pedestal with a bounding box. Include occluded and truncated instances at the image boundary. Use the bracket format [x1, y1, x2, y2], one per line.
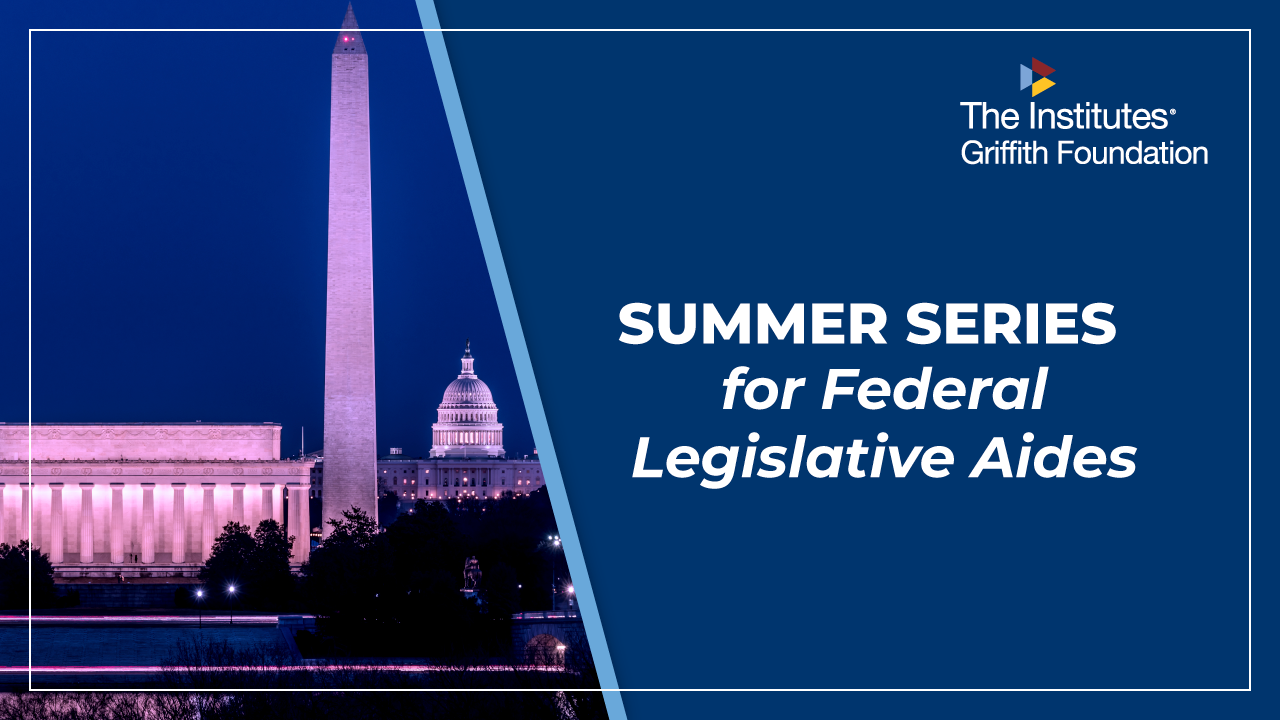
[461, 555, 482, 596]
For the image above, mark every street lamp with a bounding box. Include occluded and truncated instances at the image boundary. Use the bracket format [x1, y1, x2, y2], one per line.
[227, 584, 237, 626]
[547, 535, 562, 610]
[195, 589, 204, 629]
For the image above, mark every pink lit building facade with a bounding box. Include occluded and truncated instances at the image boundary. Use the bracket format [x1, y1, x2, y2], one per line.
[0, 423, 313, 578]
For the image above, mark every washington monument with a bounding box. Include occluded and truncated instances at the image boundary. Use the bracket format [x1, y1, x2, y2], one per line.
[323, 3, 377, 531]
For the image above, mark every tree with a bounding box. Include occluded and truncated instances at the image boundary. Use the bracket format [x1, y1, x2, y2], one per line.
[200, 522, 254, 594]
[249, 520, 296, 607]
[0, 541, 60, 609]
[386, 500, 465, 580]
[300, 497, 569, 658]
[480, 561, 520, 618]
[377, 489, 401, 528]
[324, 505, 380, 549]
[461, 487, 560, 611]
[200, 520, 296, 610]
[300, 506, 396, 655]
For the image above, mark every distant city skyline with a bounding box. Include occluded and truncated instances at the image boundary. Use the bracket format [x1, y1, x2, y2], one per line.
[17, 16, 535, 459]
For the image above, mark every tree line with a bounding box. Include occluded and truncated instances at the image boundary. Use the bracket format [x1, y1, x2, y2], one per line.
[195, 488, 564, 657]
[0, 488, 567, 660]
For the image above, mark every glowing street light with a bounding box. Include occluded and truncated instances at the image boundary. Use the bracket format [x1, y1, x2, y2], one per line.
[227, 584, 238, 626]
[195, 588, 204, 629]
[546, 535, 564, 610]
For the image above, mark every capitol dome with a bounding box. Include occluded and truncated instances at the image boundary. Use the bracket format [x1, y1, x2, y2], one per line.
[430, 340, 504, 458]
[441, 376, 495, 407]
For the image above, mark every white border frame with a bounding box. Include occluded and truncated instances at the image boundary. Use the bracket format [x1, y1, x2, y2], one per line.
[25, 27, 1251, 701]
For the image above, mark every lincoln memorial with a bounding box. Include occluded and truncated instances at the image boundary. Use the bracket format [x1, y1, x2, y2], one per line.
[0, 422, 313, 577]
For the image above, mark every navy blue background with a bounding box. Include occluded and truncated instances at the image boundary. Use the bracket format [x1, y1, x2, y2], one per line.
[3, 2, 1273, 718]
[443, 25, 1250, 689]
[428, 3, 1270, 716]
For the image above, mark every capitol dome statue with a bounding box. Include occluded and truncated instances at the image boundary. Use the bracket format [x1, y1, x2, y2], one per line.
[430, 340, 505, 458]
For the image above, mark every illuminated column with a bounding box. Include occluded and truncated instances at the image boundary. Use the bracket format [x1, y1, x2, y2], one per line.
[272, 483, 283, 524]
[288, 483, 309, 562]
[79, 483, 94, 563]
[201, 484, 215, 562]
[0, 484, 6, 546]
[20, 483, 30, 541]
[232, 483, 245, 526]
[110, 483, 124, 564]
[49, 483, 63, 563]
[171, 483, 186, 564]
[300, 484, 310, 562]
[287, 483, 301, 553]
[141, 483, 155, 564]
[260, 484, 274, 527]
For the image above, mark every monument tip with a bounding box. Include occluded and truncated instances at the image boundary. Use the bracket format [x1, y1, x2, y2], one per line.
[342, 3, 359, 30]
[334, 3, 366, 54]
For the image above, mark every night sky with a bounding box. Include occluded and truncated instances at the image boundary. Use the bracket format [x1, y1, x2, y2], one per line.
[5, 2, 534, 459]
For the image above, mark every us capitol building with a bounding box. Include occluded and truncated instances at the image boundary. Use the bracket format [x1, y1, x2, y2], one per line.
[307, 341, 546, 514]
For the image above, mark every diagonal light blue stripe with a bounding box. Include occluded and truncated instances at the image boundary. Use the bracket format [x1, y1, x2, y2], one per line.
[412, 4, 627, 717]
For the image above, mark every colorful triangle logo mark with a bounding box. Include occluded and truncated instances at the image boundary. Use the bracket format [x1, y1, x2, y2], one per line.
[1020, 58, 1056, 96]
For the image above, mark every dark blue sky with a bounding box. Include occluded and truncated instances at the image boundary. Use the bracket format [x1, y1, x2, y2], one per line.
[4, 2, 534, 459]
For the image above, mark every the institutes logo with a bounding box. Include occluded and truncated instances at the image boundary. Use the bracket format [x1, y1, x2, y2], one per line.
[961, 56, 1207, 166]
[1019, 58, 1056, 97]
